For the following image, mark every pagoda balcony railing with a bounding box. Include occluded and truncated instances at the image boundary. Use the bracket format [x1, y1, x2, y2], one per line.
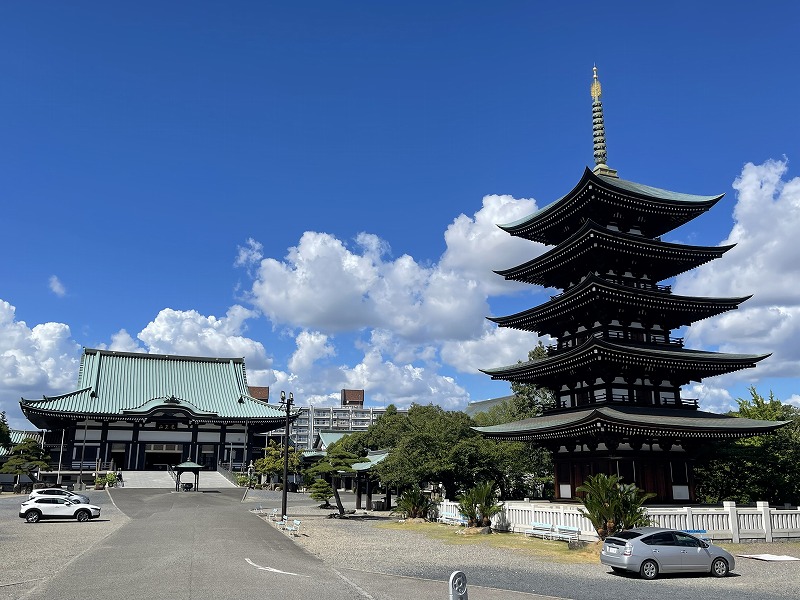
[555, 394, 699, 410]
[553, 335, 684, 352]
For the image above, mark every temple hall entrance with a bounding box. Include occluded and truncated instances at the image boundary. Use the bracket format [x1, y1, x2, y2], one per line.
[144, 444, 183, 469]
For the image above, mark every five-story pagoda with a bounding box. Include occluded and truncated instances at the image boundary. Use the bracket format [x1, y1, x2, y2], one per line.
[475, 68, 783, 503]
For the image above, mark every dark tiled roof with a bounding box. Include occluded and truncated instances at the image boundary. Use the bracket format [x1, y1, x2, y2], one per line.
[474, 405, 789, 440]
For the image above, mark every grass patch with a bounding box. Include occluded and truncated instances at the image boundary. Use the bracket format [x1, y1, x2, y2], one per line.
[377, 520, 601, 563]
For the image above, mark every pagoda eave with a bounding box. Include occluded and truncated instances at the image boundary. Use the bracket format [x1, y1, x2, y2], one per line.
[473, 406, 788, 442]
[498, 168, 724, 244]
[481, 340, 770, 384]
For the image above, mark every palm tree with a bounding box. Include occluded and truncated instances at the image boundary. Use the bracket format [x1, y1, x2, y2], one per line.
[393, 486, 438, 520]
[576, 473, 654, 539]
[474, 481, 503, 527]
[457, 481, 503, 527]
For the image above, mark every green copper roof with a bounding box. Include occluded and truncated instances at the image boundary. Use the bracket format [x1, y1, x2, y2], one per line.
[20, 349, 286, 423]
[313, 430, 350, 450]
[352, 449, 389, 471]
[597, 174, 722, 204]
[464, 396, 514, 417]
[0, 430, 42, 457]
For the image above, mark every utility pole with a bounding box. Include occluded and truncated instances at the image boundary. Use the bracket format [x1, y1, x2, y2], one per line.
[280, 391, 294, 518]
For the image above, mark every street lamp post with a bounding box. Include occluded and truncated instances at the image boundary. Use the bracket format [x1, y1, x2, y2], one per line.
[56, 428, 65, 486]
[280, 391, 294, 518]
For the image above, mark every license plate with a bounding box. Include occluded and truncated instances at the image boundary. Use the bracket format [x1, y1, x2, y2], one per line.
[607, 546, 618, 554]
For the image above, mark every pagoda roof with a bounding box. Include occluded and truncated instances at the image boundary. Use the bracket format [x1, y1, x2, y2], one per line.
[499, 168, 723, 245]
[20, 349, 290, 429]
[473, 404, 789, 442]
[481, 337, 770, 387]
[495, 220, 734, 289]
[488, 274, 750, 336]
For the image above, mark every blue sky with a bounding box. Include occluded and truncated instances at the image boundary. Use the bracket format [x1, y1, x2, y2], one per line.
[2, 2, 799, 429]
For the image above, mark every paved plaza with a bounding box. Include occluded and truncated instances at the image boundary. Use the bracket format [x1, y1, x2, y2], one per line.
[1, 487, 799, 600]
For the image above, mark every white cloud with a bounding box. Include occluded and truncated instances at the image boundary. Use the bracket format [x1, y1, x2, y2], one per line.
[106, 329, 145, 353]
[136, 305, 272, 370]
[49, 275, 66, 297]
[675, 159, 800, 382]
[242, 194, 543, 345]
[0, 299, 81, 428]
[234, 238, 264, 272]
[440, 322, 551, 374]
[440, 194, 544, 294]
[287, 330, 336, 373]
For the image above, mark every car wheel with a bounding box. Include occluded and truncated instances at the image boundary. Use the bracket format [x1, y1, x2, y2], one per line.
[76, 509, 91, 522]
[711, 557, 729, 577]
[640, 559, 659, 580]
[25, 510, 42, 523]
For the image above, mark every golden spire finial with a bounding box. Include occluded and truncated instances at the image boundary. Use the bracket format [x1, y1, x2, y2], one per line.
[591, 64, 602, 101]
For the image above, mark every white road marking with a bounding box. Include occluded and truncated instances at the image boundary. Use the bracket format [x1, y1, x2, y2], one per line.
[332, 568, 376, 599]
[245, 558, 310, 577]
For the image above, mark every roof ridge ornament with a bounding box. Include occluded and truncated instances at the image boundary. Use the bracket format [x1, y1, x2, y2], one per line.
[591, 65, 618, 178]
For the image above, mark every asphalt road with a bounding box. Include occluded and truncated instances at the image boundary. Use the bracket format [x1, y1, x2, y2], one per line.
[18, 489, 366, 600]
[2, 489, 799, 600]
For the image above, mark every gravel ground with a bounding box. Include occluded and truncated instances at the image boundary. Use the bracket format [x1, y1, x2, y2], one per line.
[0, 491, 128, 600]
[244, 492, 800, 600]
[5, 489, 800, 600]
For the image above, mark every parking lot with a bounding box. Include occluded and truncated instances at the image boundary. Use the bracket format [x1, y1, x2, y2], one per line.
[2, 489, 800, 600]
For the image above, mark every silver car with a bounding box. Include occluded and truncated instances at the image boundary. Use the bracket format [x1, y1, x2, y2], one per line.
[600, 527, 735, 579]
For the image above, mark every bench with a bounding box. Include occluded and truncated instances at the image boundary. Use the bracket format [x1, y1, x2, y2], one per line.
[439, 513, 468, 526]
[524, 522, 553, 539]
[284, 519, 301, 536]
[552, 525, 580, 542]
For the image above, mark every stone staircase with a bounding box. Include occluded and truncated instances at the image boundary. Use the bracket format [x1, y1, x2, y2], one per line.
[117, 470, 236, 489]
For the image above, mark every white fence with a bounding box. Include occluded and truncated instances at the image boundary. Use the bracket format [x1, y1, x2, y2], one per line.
[438, 499, 800, 543]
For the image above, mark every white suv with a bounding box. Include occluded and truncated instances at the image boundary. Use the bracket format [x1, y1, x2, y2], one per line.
[29, 488, 90, 504]
[19, 497, 101, 523]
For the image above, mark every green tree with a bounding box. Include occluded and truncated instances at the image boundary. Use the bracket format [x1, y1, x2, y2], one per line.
[254, 440, 301, 486]
[0, 412, 12, 451]
[392, 485, 438, 520]
[508, 343, 556, 417]
[471, 346, 555, 428]
[370, 404, 477, 499]
[304, 443, 360, 516]
[309, 478, 334, 507]
[694, 387, 799, 504]
[0, 437, 51, 483]
[576, 473, 653, 539]
[456, 481, 503, 528]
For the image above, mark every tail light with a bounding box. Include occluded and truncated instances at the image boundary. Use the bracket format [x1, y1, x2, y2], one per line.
[623, 545, 632, 556]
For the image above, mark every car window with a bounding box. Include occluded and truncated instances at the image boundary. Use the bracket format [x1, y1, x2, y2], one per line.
[674, 532, 701, 547]
[642, 532, 675, 546]
[55, 498, 68, 504]
[610, 530, 643, 540]
[36, 498, 54, 504]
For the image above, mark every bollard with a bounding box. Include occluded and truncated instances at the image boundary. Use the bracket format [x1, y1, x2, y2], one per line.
[449, 570, 468, 600]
